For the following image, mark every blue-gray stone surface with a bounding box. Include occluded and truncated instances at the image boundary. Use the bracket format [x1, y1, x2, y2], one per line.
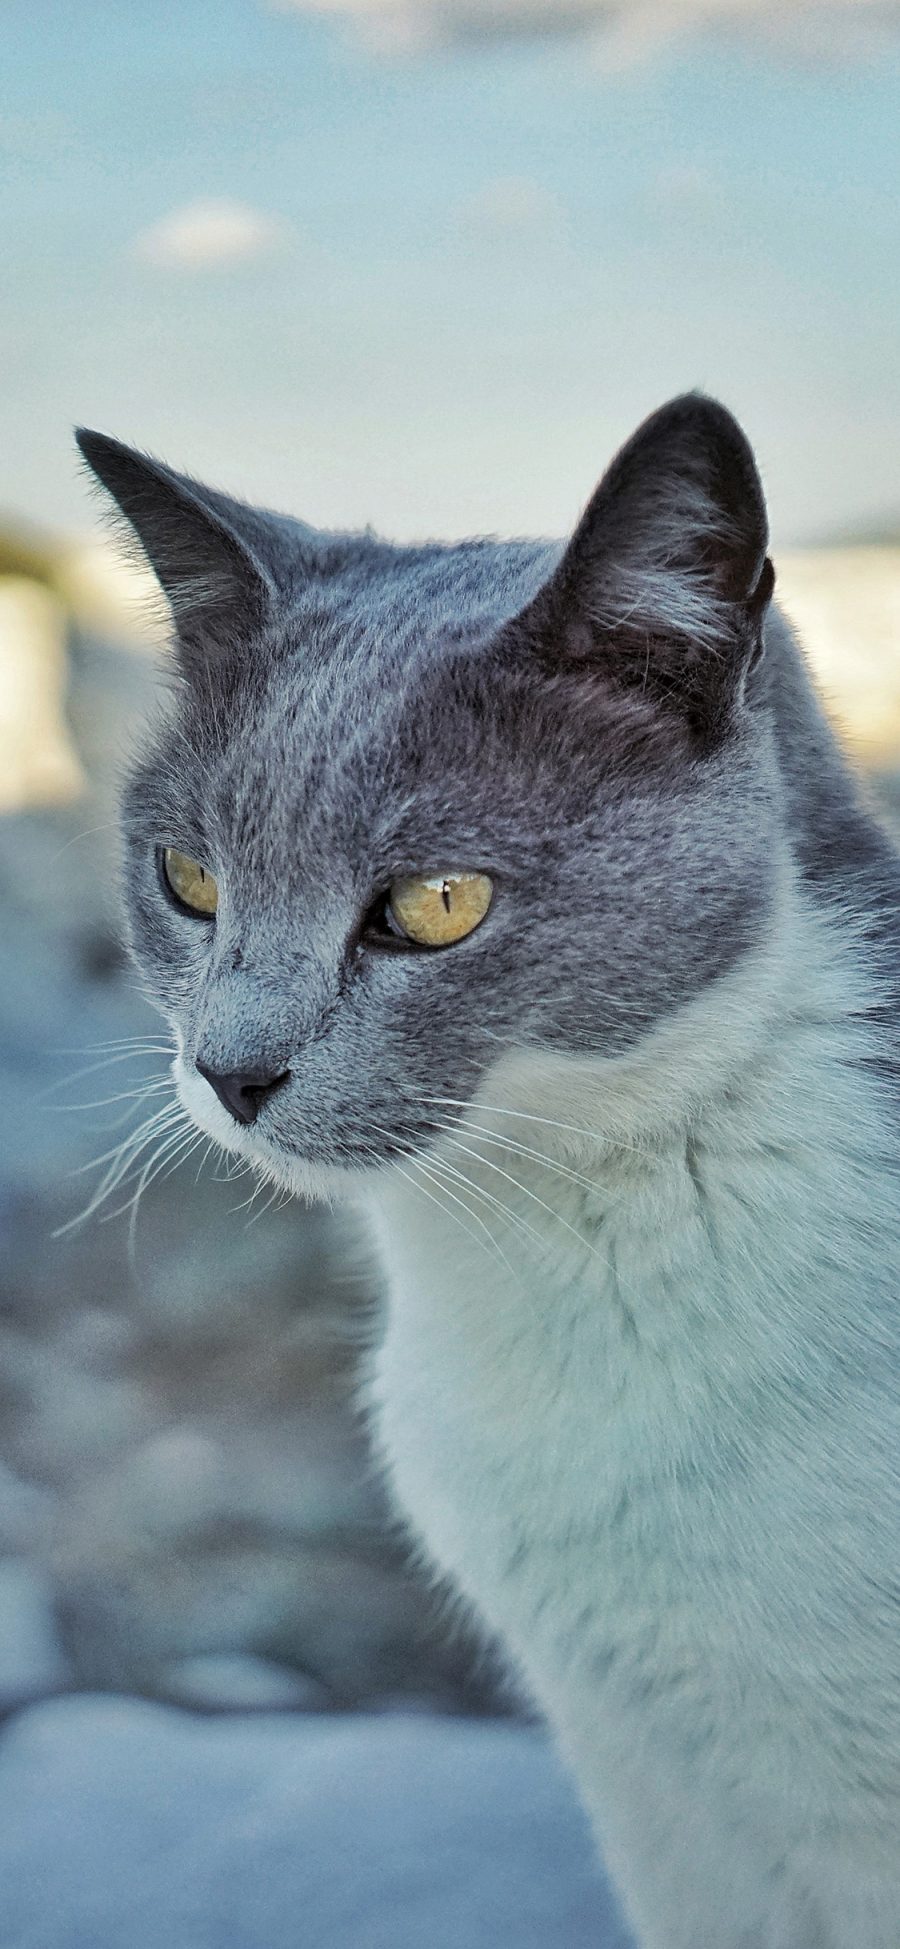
[0, 1701, 635, 1949]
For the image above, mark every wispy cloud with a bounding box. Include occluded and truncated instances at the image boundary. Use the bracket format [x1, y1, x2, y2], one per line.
[277, 0, 900, 65]
[131, 199, 288, 270]
[278, 0, 600, 51]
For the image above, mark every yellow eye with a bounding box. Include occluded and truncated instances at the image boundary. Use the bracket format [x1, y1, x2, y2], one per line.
[388, 871, 493, 947]
[162, 847, 219, 917]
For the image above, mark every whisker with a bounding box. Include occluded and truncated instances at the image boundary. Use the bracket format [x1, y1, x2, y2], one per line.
[447, 1114, 617, 1201]
[413, 1153, 527, 1280]
[220, 1156, 251, 1185]
[69, 1101, 183, 1179]
[245, 1181, 286, 1229]
[45, 1044, 173, 1100]
[233, 1170, 273, 1217]
[104, 1121, 196, 1219]
[385, 1152, 513, 1280]
[440, 1131, 603, 1263]
[423, 1145, 548, 1261]
[158, 1129, 209, 1190]
[107, 1126, 193, 1215]
[53, 1099, 187, 1237]
[199, 1148, 259, 1211]
[128, 1126, 206, 1239]
[79, 1129, 184, 1213]
[83, 1109, 187, 1205]
[49, 820, 121, 862]
[370, 1122, 519, 1282]
[421, 1094, 649, 1159]
[55, 1036, 173, 1056]
[418, 1110, 641, 1308]
[51, 1078, 173, 1117]
[195, 1137, 217, 1184]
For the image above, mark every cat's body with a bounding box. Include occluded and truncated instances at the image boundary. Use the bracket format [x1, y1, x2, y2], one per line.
[78, 397, 900, 1948]
[371, 846, 900, 1947]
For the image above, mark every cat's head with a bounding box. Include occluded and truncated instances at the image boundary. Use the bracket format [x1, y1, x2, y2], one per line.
[78, 394, 779, 1198]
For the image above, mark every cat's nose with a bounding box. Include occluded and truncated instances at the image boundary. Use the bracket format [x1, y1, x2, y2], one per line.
[195, 1060, 291, 1127]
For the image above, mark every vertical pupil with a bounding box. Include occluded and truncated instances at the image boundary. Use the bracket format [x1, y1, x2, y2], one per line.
[441, 880, 452, 913]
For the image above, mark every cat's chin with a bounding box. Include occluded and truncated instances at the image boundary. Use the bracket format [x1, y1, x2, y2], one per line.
[173, 1057, 381, 1207]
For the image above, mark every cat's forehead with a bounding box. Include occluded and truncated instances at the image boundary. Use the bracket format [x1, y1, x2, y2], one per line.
[178, 536, 561, 866]
[214, 538, 548, 737]
[280, 532, 559, 659]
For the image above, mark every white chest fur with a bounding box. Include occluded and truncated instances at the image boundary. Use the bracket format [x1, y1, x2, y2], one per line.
[363, 908, 900, 1946]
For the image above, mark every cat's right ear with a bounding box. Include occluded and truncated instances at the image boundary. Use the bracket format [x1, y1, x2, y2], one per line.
[75, 430, 275, 667]
[509, 393, 774, 748]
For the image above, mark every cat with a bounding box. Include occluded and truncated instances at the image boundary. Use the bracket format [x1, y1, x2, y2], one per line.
[77, 394, 900, 1949]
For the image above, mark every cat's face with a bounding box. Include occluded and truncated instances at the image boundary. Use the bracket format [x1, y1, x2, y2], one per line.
[80, 395, 777, 1198]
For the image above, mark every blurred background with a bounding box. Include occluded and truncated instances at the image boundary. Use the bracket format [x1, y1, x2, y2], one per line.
[1, 0, 899, 1728]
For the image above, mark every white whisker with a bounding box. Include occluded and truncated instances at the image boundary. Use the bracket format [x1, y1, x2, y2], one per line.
[421, 1094, 649, 1159]
[69, 1101, 184, 1180]
[245, 1180, 286, 1228]
[194, 1138, 217, 1184]
[388, 1152, 513, 1280]
[371, 1123, 520, 1282]
[43, 1043, 173, 1099]
[440, 1130, 604, 1261]
[124, 1127, 207, 1258]
[51, 1079, 173, 1118]
[107, 1121, 195, 1212]
[107, 1126, 196, 1227]
[423, 1145, 548, 1261]
[53, 1100, 186, 1235]
[233, 1168, 274, 1217]
[446, 1113, 616, 1201]
[49, 820, 121, 862]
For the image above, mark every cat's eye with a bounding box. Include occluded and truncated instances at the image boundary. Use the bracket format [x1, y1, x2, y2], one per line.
[161, 847, 219, 917]
[387, 872, 493, 948]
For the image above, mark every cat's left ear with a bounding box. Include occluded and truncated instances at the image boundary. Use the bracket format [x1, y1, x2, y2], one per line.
[75, 430, 275, 667]
[516, 393, 775, 745]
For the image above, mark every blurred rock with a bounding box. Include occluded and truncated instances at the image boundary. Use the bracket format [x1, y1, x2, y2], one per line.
[50, 1489, 498, 1713]
[52, 1305, 137, 1375]
[155, 1653, 329, 1714]
[0, 1702, 633, 1949]
[2, 1328, 156, 1476]
[0, 578, 85, 811]
[779, 547, 900, 768]
[0, 1462, 52, 1555]
[0, 1560, 69, 1714]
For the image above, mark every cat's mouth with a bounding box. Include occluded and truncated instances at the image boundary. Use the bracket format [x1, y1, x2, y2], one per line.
[174, 1055, 442, 1180]
[250, 1127, 438, 1170]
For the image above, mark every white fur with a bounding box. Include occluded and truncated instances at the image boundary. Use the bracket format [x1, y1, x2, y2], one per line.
[363, 881, 900, 1948]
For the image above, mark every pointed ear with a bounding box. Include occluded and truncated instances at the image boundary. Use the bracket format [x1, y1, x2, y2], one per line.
[519, 393, 775, 744]
[75, 430, 276, 664]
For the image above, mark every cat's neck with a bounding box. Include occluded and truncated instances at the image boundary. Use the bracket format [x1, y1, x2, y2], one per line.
[366, 873, 898, 1664]
[369, 877, 896, 1370]
[458, 873, 884, 1172]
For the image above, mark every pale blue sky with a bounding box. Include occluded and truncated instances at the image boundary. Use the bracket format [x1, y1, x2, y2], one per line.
[3, 0, 899, 547]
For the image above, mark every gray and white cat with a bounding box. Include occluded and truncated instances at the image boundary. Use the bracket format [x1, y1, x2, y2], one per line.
[78, 395, 900, 1949]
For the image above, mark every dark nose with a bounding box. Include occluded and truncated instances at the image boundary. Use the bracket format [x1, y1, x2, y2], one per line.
[195, 1060, 291, 1127]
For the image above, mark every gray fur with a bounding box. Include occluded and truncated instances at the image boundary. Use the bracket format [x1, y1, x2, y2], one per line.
[78, 395, 900, 1947]
[79, 397, 815, 1154]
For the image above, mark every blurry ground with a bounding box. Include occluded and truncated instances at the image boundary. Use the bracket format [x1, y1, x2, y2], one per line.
[0, 539, 898, 1731]
[0, 1705, 635, 1949]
